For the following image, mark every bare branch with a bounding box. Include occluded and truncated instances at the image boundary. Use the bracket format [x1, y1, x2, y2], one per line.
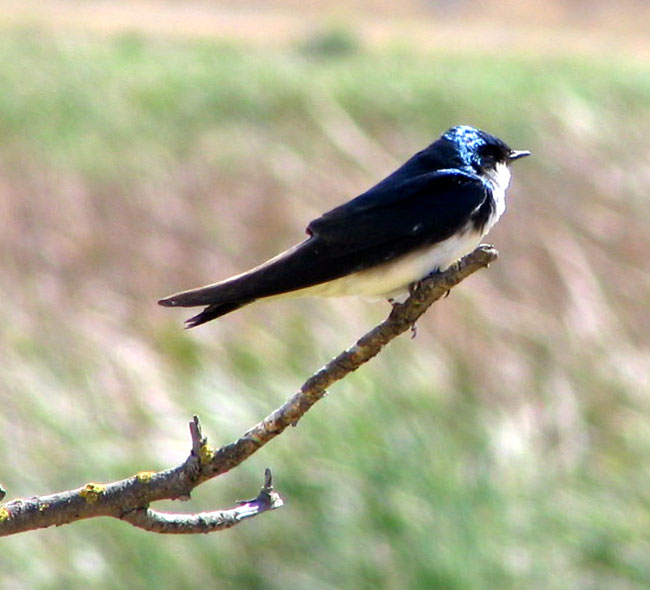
[0, 245, 497, 537]
[0, 418, 282, 536]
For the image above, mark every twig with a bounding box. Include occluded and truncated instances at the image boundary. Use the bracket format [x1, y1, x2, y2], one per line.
[121, 468, 283, 534]
[0, 245, 497, 536]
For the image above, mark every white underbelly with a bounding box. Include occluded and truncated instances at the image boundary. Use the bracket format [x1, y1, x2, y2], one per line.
[291, 227, 484, 300]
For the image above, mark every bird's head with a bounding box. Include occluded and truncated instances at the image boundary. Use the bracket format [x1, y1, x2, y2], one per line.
[440, 126, 530, 175]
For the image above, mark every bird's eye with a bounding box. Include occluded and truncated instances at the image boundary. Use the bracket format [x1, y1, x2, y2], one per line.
[480, 146, 498, 160]
[478, 145, 503, 168]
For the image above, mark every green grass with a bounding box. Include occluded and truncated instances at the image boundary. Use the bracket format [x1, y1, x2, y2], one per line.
[1, 29, 650, 589]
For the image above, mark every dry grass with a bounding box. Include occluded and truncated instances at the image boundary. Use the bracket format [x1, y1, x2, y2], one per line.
[1, 0, 650, 59]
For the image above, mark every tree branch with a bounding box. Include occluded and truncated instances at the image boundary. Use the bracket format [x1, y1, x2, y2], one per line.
[0, 245, 497, 537]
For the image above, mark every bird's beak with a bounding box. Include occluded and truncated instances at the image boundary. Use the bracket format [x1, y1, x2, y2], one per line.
[508, 149, 531, 162]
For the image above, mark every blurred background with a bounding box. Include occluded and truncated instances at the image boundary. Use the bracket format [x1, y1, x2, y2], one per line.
[1, 1, 650, 588]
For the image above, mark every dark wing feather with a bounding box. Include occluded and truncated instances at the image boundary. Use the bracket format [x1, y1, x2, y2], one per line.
[241, 170, 489, 290]
[306, 169, 488, 253]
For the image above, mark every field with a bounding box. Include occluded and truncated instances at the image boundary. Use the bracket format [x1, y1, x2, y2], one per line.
[1, 12, 650, 590]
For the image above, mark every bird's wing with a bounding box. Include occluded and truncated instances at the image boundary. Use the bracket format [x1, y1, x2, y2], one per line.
[306, 169, 488, 255]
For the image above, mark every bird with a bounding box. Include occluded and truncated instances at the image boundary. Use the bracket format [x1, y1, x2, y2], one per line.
[159, 125, 530, 327]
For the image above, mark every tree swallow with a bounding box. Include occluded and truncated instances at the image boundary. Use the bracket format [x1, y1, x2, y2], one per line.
[159, 126, 530, 327]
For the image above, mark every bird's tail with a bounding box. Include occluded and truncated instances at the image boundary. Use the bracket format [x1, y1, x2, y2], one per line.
[158, 238, 326, 327]
[158, 281, 257, 328]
